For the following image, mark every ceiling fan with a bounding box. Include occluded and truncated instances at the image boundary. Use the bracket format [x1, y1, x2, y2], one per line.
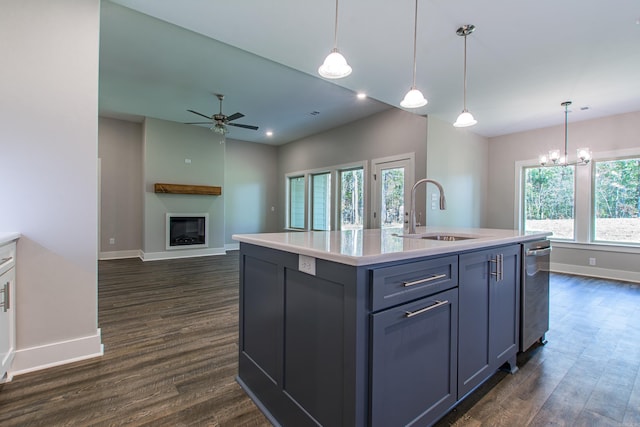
[186, 94, 259, 134]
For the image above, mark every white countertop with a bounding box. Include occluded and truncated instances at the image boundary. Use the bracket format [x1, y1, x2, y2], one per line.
[0, 232, 20, 246]
[233, 227, 551, 266]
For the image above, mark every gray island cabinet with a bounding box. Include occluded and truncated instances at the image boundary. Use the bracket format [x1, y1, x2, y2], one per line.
[234, 227, 548, 427]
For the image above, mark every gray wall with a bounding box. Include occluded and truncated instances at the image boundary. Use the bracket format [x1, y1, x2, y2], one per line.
[0, 0, 102, 373]
[98, 118, 143, 257]
[277, 108, 427, 229]
[487, 111, 640, 281]
[225, 139, 279, 244]
[142, 118, 226, 259]
[426, 116, 489, 227]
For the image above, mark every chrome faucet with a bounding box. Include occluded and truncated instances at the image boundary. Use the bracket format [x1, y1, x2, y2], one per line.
[408, 179, 446, 234]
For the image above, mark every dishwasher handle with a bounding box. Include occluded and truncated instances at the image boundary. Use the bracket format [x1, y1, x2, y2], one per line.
[525, 247, 551, 257]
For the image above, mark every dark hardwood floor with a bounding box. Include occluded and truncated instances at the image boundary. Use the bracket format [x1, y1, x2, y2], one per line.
[0, 254, 638, 426]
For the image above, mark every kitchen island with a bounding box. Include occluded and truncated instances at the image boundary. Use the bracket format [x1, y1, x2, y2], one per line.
[233, 227, 550, 427]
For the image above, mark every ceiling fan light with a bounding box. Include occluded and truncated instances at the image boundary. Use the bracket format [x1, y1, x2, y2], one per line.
[400, 88, 428, 109]
[453, 110, 477, 127]
[318, 49, 352, 79]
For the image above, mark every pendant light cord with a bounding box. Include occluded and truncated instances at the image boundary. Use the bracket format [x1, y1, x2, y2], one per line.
[564, 102, 569, 160]
[333, 0, 340, 49]
[411, 0, 418, 88]
[462, 34, 468, 110]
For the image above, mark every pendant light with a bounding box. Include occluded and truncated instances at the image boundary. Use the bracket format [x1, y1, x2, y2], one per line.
[318, 0, 352, 79]
[400, 0, 428, 108]
[538, 101, 591, 166]
[453, 24, 477, 127]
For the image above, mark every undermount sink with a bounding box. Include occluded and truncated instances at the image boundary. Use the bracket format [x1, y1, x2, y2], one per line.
[394, 232, 480, 241]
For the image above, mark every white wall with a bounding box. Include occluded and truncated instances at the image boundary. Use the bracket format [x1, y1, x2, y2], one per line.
[98, 118, 143, 258]
[487, 111, 640, 281]
[426, 116, 489, 227]
[225, 139, 279, 246]
[0, 0, 103, 373]
[142, 118, 226, 259]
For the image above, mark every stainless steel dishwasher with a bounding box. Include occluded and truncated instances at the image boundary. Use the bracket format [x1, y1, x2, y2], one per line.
[520, 239, 551, 352]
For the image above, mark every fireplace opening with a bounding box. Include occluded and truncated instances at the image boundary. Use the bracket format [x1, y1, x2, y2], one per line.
[166, 213, 209, 250]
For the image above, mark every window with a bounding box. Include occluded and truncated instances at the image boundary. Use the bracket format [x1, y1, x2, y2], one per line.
[311, 172, 331, 230]
[339, 168, 364, 230]
[523, 166, 575, 239]
[286, 163, 366, 230]
[289, 175, 305, 229]
[593, 157, 640, 244]
[380, 167, 405, 228]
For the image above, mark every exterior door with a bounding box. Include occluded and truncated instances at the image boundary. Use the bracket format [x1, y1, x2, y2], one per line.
[371, 157, 414, 229]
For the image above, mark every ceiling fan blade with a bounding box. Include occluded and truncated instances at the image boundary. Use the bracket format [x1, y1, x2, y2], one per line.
[187, 109, 212, 120]
[227, 123, 259, 131]
[226, 112, 245, 122]
[185, 122, 213, 125]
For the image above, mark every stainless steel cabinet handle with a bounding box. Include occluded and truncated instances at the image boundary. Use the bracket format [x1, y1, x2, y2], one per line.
[405, 299, 449, 318]
[403, 273, 447, 287]
[491, 254, 504, 282]
[526, 247, 551, 257]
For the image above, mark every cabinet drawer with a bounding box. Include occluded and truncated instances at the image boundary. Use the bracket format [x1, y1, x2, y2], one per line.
[370, 255, 458, 311]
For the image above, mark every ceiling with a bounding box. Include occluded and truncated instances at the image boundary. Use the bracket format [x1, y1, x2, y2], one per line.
[100, 0, 640, 145]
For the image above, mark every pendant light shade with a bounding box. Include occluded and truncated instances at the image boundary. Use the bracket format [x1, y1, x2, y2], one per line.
[453, 24, 477, 127]
[454, 110, 477, 127]
[319, 49, 352, 79]
[401, 88, 428, 108]
[401, 0, 427, 109]
[318, 0, 352, 79]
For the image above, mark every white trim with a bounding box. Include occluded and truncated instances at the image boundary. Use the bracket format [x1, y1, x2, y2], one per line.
[551, 240, 640, 254]
[551, 263, 640, 284]
[142, 246, 226, 261]
[10, 329, 103, 378]
[225, 242, 239, 251]
[98, 249, 142, 260]
[371, 153, 415, 229]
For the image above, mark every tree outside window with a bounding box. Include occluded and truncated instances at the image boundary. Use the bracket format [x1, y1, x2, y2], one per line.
[524, 166, 575, 239]
[594, 158, 640, 244]
[340, 168, 363, 230]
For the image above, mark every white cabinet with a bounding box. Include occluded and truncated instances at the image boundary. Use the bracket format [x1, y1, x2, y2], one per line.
[0, 240, 16, 382]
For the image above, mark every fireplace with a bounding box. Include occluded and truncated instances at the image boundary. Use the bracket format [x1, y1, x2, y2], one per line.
[166, 213, 209, 250]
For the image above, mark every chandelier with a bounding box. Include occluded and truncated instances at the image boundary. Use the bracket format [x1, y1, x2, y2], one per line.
[539, 101, 591, 166]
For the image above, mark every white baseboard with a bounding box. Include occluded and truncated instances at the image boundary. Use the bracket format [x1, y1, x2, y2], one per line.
[551, 262, 640, 284]
[99, 249, 142, 260]
[141, 246, 227, 261]
[225, 242, 239, 251]
[10, 329, 104, 378]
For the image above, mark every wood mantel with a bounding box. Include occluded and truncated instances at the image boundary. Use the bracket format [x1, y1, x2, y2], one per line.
[154, 183, 222, 196]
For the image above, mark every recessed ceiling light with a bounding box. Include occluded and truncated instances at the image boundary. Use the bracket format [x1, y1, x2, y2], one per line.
[266, 131, 273, 137]
[357, 92, 367, 100]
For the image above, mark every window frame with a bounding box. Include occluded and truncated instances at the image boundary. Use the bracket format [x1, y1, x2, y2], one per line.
[521, 164, 577, 241]
[285, 161, 368, 231]
[287, 174, 307, 230]
[516, 147, 640, 249]
[590, 154, 640, 246]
